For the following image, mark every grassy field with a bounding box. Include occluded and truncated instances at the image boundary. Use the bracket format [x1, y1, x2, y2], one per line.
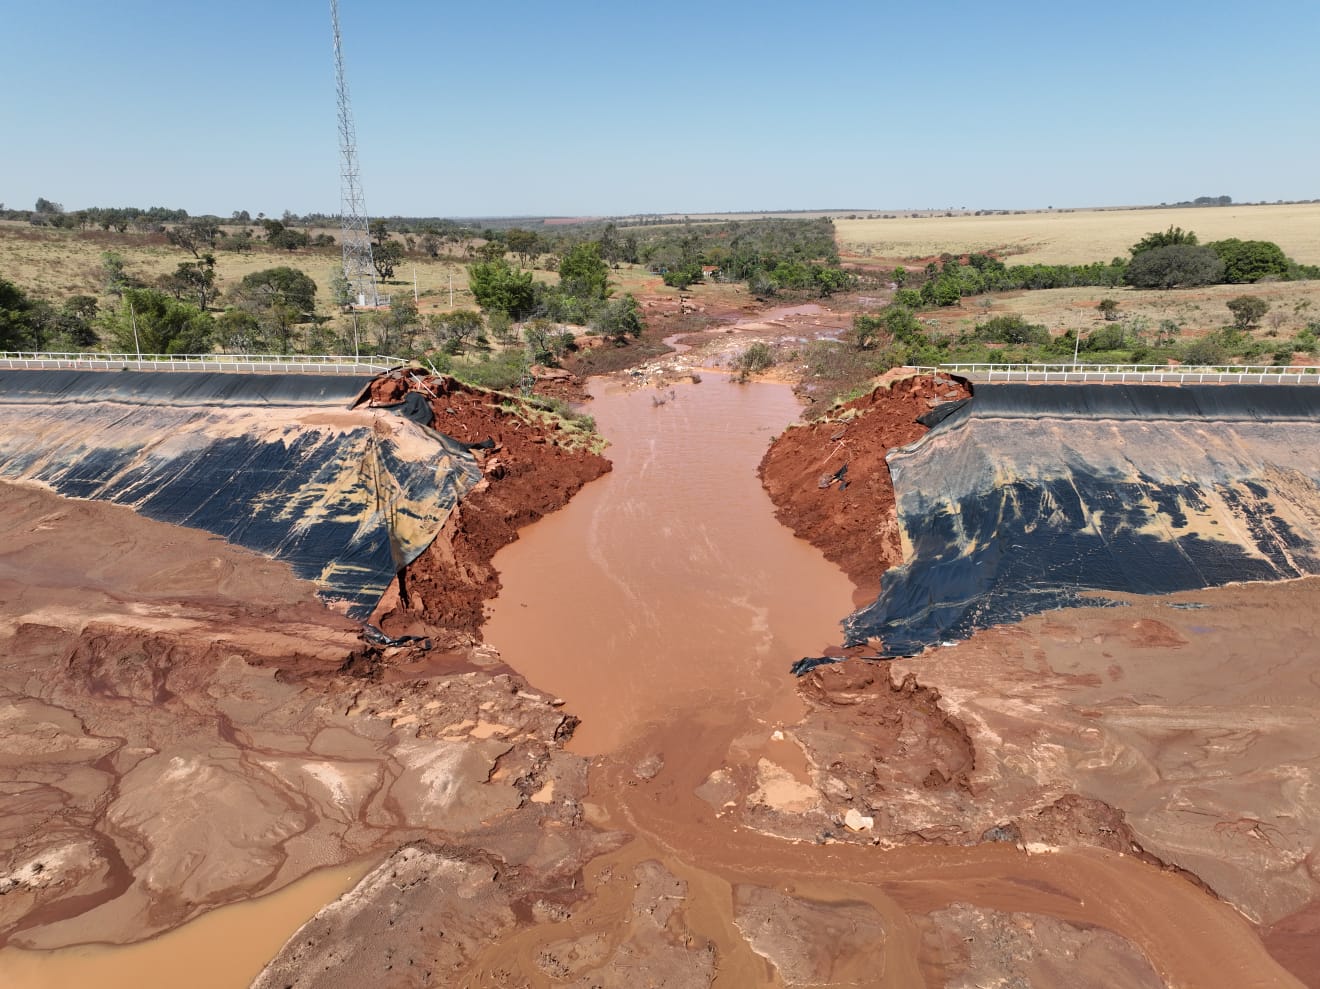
[904, 280, 1320, 346]
[0, 222, 482, 316]
[836, 203, 1320, 266]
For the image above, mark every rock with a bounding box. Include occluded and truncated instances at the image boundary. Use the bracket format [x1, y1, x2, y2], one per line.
[844, 808, 874, 832]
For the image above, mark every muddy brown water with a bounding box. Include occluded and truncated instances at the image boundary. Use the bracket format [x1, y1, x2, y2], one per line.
[3, 373, 1308, 986]
[1, 858, 373, 988]
[486, 375, 854, 754]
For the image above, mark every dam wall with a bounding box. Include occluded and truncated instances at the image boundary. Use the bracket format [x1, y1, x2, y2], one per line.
[0, 370, 481, 617]
[849, 383, 1320, 655]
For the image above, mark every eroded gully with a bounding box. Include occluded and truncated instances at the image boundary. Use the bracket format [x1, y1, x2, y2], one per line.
[482, 373, 1300, 988]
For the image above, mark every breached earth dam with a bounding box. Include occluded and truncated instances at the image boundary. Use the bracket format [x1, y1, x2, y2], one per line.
[2, 364, 1317, 987]
[0, 369, 481, 617]
[848, 382, 1320, 656]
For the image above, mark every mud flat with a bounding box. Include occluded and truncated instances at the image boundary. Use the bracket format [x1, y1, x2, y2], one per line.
[0, 371, 611, 985]
[3, 360, 1314, 986]
[260, 369, 1302, 987]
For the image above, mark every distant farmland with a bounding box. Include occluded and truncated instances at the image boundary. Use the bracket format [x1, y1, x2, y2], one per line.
[836, 203, 1320, 266]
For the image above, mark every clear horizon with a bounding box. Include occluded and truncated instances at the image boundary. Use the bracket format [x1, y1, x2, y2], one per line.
[6, 0, 1317, 219]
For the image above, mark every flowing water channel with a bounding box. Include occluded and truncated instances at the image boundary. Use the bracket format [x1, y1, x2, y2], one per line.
[2, 371, 1304, 987]
[2, 858, 373, 989]
[486, 375, 853, 754]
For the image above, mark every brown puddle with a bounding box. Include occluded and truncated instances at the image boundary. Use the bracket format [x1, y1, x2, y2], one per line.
[486, 375, 853, 755]
[0, 858, 373, 989]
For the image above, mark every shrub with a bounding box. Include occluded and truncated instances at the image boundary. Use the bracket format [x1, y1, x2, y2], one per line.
[1226, 295, 1269, 331]
[452, 349, 529, 391]
[734, 342, 775, 381]
[974, 314, 1050, 345]
[1125, 244, 1225, 289]
[1181, 336, 1227, 366]
[1208, 239, 1290, 283]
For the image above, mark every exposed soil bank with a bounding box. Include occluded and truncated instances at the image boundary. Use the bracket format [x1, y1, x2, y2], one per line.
[365, 370, 611, 647]
[0, 373, 613, 984]
[758, 370, 971, 602]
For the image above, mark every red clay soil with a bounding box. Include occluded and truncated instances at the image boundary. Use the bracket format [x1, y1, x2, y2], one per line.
[363, 369, 611, 644]
[758, 371, 970, 595]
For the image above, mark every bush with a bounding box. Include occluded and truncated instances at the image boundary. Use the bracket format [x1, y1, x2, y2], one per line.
[1098, 298, 1120, 321]
[451, 349, 529, 391]
[1125, 244, 1225, 289]
[661, 264, 703, 289]
[973, 314, 1050, 345]
[1180, 336, 1228, 366]
[1226, 295, 1269, 331]
[734, 342, 775, 381]
[1208, 239, 1290, 283]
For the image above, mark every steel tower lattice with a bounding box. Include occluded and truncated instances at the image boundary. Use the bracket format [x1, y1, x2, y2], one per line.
[330, 0, 380, 307]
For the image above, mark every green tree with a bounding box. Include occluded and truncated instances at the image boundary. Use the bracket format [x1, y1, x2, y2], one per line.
[373, 240, 404, 280]
[231, 267, 318, 352]
[1226, 295, 1269, 331]
[591, 293, 644, 342]
[1098, 298, 1120, 321]
[101, 251, 138, 297]
[468, 258, 536, 318]
[1124, 245, 1225, 289]
[371, 299, 421, 354]
[215, 307, 265, 351]
[0, 277, 38, 349]
[1131, 226, 1198, 255]
[103, 288, 214, 354]
[430, 309, 485, 354]
[1207, 239, 1290, 284]
[504, 228, 542, 267]
[559, 242, 611, 301]
[161, 254, 219, 310]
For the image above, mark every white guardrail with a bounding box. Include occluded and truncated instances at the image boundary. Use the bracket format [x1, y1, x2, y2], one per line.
[930, 363, 1320, 385]
[0, 352, 407, 374]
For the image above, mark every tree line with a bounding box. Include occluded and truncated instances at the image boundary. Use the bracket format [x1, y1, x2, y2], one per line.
[898, 226, 1319, 309]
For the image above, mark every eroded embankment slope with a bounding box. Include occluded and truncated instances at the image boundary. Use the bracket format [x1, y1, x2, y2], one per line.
[757, 370, 972, 597]
[854, 382, 1320, 654]
[0, 369, 481, 617]
[756, 373, 1320, 985]
[0, 368, 612, 958]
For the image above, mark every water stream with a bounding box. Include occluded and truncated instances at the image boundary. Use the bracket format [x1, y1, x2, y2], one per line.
[1, 858, 373, 989]
[485, 375, 853, 754]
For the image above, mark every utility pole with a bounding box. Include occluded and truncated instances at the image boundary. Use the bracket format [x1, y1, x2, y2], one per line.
[129, 300, 142, 368]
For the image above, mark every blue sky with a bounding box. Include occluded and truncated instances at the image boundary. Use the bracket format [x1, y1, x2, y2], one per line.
[4, 0, 1317, 217]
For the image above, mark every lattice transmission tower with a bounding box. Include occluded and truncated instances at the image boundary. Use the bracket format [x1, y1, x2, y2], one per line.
[330, 0, 381, 308]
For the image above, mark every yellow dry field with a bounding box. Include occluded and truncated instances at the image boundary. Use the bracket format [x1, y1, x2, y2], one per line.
[916, 279, 1320, 345]
[836, 203, 1320, 266]
[0, 222, 480, 314]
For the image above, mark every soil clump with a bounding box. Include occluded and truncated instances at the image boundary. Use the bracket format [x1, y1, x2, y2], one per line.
[758, 370, 971, 597]
[362, 369, 610, 649]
